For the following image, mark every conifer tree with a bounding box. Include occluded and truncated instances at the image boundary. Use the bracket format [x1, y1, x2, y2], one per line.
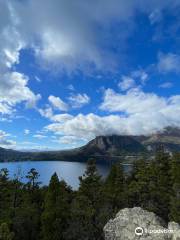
[41, 173, 72, 240]
[104, 163, 126, 214]
[0, 169, 11, 223]
[0, 223, 14, 240]
[127, 158, 150, 208]
[169, 153, 180, 223]
[153, 147, 172, 221]
[12, 169, 42, 240]
[69, 159, 104, 240]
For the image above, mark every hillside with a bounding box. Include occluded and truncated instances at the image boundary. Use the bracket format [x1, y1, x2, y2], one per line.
[135, 126, 180, 152]
[0, 127, 180, 162]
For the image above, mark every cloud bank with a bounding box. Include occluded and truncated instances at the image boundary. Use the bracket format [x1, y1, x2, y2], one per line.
[44, 88, 180, 139]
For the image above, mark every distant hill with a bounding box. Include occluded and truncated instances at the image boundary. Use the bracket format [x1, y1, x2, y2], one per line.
[80, 135, 146, 156]
[0, 127, 180, 163]
[135, 126, 180, 152]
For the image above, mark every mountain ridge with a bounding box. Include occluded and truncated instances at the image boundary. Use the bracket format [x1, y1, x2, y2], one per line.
[0, 127, 180, 162]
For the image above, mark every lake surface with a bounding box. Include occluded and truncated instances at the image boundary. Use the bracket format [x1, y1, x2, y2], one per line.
[0, 161, 132, 189]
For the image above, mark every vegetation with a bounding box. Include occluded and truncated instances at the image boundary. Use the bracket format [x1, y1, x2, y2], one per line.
[0, 150, 179, 240]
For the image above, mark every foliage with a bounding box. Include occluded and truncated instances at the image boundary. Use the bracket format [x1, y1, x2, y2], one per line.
[0, 151, 179, 239]
[0, 223, 14, 240]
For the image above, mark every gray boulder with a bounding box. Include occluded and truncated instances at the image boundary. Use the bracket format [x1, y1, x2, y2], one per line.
[104, 207, 180, 240]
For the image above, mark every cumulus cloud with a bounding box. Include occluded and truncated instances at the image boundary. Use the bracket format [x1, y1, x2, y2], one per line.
[48, 95, 68, 111]
[39, 106, 73, 123]
[24, 129, 30, 135]
[0, 71, 41, 114]
[118, 76, 136, 91]
[33, 134, 47, 139]
[39, 107, 53, 119]
[68, 93, 90, 108]
[0, 1, 40, 115]
[56, 135, 86, 145]
[51, 114, 74, 123]
[45, 113, 124, 139]
[158, 52, 180, 74]
[131, 70, 148, 84]
[159, 82, 173, 88]
[100, 88, 167, 113]
[3, 0, 179, 73]
[0, 130, 16, 148]
[42, 88, 180, 139]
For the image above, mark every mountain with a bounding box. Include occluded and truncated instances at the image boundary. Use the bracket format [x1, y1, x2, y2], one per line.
[80, 135, 146, 156]
[0, 127, 180, 163]
[135, 126, 180, 152]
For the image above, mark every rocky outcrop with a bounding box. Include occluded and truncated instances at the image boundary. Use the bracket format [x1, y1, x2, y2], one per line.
[104, 207, 180, 240]
[82, 135, 147, 156]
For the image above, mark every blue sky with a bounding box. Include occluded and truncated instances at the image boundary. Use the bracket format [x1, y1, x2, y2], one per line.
[0, 0, 180, 150]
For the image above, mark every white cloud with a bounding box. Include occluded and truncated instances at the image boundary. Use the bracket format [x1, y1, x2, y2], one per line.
[100, 88, 170, 114]
[43, 88, 180, 138]
[45, 113, 123, 139]
[24, 129, 30, 135]
[50, 114, 74, 123]
[67, 84, 75, 91]
[118, 76, 136, 91]
[159, 82, 173, 88]
[68, 93, 90, 108]
[3, 0, 178, 73]
[158, 52, 180, 74]
[35, 76, 41, 82]
[149, 9, 162, 24]
[0, 130, 16, 148]
[39, 107, 53, 119]
[39, 106, 73, 123]
[0, 71, 41, 114]
[56, 135, 86, 145]
[33, 134, 47, 139]
[100, 89, 180, 130]
[131, 70, 148, 83]
[0, 2, 40, 115]
[48, 95, 68, 112]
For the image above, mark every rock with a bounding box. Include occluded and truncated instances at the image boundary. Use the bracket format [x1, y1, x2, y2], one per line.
[168, 222, 180, 240]
[104, 207, 180, 240]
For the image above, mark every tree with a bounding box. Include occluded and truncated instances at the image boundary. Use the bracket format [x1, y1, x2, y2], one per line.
[68, 159, 104, 240]
[12, 169, 42, 240]
[0, 223, 14, 240]
[169, 153, 180, 223]
[127, 148, 172, 222]
[103, 163, 126, 215]
[0, 169, 9, 182]
[26, 168, 40, 190]
[0, 169, 11, 224]
[41, 173, 72, 240]
[127, 159, 151, 208]
[153, 147, 172, 221]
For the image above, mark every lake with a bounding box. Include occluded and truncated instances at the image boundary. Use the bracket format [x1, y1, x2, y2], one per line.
[0, 161, 132, 189]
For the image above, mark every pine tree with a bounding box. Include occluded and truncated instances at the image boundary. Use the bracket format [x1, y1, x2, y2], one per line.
[127, 158, 151, 208]
[169, 153, 180, 223]
[12, 169, 42, 240]
[0, 223, 14, 240]
[103, 163, 126, 215]
[68, 159, 104, 240]
[0, 169, 12, 224]
[41, 173, 72, 240]
[153, 147, 172, 221]
[26, 168, 40, 191]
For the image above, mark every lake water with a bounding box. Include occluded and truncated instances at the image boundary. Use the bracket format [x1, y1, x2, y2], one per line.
[0, 161, 132, 189]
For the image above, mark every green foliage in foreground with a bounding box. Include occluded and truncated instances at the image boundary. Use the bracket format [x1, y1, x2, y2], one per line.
[0, 151, 179, 240]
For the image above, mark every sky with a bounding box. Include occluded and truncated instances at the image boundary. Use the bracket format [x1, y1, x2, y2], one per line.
[0, 0, 180, 150]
